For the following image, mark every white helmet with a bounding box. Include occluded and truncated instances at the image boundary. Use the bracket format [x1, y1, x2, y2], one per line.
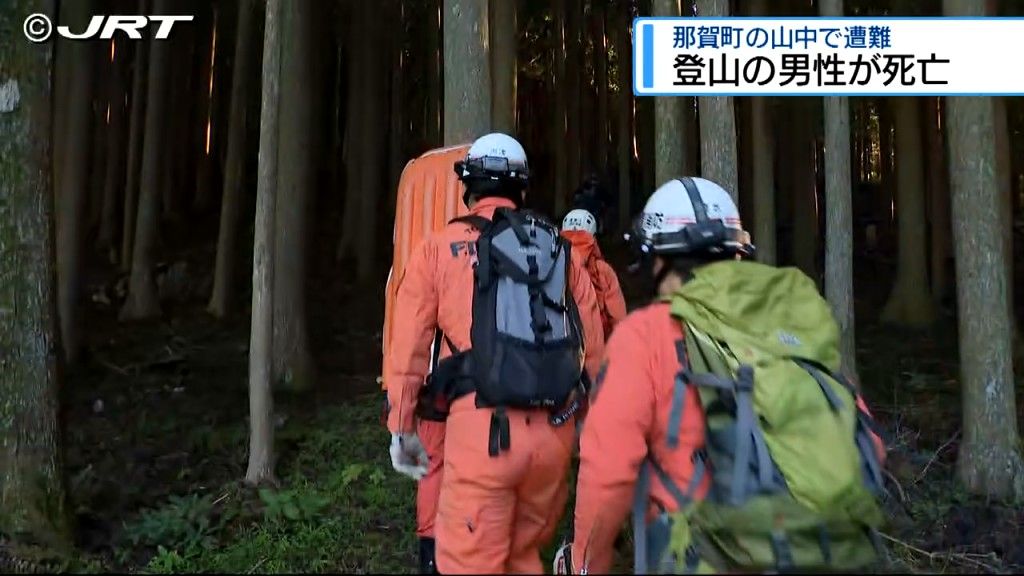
[627, 177, 753, 258]
[456, 132, 530, 187]
[561, 209, 598, 235]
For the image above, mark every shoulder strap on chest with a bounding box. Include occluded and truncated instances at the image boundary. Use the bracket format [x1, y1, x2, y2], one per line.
[449, 214, 490, 231]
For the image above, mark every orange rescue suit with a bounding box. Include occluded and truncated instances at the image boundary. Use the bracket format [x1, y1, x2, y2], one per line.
[571, 302, 887, 574]
[560, 229, 627, 340]
[384, 197, 605, 574]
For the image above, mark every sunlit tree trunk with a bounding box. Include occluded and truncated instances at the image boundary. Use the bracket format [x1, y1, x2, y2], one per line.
[121, 0, 174, 321]
[209, 0, 258, 319]
[55, 0, 96, 364]
[272, 0, 316, 392]
[881, 96, 935, 326]
[121, 7, 148, 271]
[247, 0, 282, 488]
[0, 0, 71, 547]
[695, 0, 738, 201]
[653, 0, 684, 187]
[490, 0, 517, 134]
[819, 0, 857, 377]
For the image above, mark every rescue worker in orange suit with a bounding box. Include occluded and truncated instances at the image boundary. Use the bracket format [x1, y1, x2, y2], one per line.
[561, 177, 887, 574]
[384, 133, 605, 574]
[560, 208, 627, 341]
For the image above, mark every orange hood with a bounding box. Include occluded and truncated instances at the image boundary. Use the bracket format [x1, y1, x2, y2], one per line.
[561, 230, 602, 264]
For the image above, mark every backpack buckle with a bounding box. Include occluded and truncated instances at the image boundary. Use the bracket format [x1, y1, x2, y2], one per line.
[735, 365, 755, 392]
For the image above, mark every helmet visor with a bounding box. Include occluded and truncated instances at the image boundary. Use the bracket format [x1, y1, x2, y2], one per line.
[463, 155, 529, 179]
[628, 212, 756, 258]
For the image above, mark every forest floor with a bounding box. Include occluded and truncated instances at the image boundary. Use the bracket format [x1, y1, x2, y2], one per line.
[23, 227, 1024, 574]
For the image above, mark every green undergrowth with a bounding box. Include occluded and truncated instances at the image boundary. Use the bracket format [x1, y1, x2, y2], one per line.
[71, 393, 417, 574]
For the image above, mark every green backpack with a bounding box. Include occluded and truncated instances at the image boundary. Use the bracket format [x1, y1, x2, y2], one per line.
[633, 260, 888, 574]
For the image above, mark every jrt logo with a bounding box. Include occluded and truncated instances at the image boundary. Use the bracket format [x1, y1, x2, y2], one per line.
[24, 13, 193, 43]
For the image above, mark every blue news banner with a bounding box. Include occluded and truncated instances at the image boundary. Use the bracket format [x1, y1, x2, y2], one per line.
[632, 17, 1024, 96]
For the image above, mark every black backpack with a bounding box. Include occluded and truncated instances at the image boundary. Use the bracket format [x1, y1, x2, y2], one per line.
[417, 207, 588, 456]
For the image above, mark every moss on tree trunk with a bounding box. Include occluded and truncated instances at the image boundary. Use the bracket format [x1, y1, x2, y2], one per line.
[0, 0, 71, 549]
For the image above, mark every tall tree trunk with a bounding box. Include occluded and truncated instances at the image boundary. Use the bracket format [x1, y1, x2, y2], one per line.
[121, 0, 174, 321]
[193, 6, 217, 214]
[209, 0, 258, 319]
[790, 97, 819, 283]
[356, 1, 387, 284]
[653, 0, 684, 187]
[99, 39, 128, 263]
[820, 0, 856, 377]
[747, 0, 775, 265]
[695, 0, 738, 200]
[86, 83, 106, 242]
[53, 10, 74, 213]
[385, 2, 405, 218]
[444, 0, 491, 144]
[161, 13, 196, 223]
[553, 0, 568, 217]
[750, 97, 776, 265]
[877, 99, 895, 252]
[565, 0, 582, 186]
[388, 1, 406, 217]
[592, 1, 609, 173]
[579, 16, 595, 179]
[946, 0, 1024, 504]
[614, 2, 632, 231]
[272, 0, 316, 392]
[881, 96, 935, 326]
[121, 13, 148, 271]
[247, 0, 282, 488]
[994, 96, 1017, 334]
[425, 0, 443, 147]
[490, 0, 517, 134]
[925, 96, 951, 305]
[0, 0, 72, 549]
[55, 0, 96, 364]
[174, 2, 199, 219]
[337, 15, 361, 263]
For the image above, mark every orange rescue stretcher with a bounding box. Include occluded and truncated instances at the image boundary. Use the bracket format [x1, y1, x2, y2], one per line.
[380, 144, 472, 393]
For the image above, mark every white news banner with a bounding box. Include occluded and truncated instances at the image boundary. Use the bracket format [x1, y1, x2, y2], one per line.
[632, 17, 1024, 96]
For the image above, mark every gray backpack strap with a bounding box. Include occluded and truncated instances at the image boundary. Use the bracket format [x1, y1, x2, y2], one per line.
[666, 340, 689, 449]
[794, 359, 845, 411]
[633, 461, 653, 575]
[633, 456, 707, 575]
[688, 365, 778, 504]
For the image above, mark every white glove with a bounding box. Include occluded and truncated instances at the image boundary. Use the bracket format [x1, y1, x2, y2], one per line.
[553, 542, 577, 575]
[390, 433, 429, 481]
